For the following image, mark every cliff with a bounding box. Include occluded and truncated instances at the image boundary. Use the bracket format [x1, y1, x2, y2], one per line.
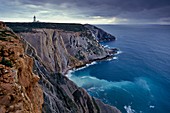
[84, 24, 116, 42]
[19, 29, 110, 74]
[5, 22, 121, 113]
[0, 22, 43, 113]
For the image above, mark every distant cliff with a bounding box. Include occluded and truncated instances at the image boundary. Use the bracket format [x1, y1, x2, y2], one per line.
[5, 22, 121, 113]
[85, 24, 116, 42]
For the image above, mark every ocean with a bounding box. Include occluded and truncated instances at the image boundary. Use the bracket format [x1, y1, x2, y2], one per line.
[67, 25, 170, 113]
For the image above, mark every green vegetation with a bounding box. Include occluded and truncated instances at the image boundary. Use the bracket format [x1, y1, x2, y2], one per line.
[5, 22, 88, 33]
[75, 50, 85, 60]
[0, 57, 13, 67]
[92, 97, 100, 113]
[0, 30, 18, 40]
[0, 30, 7, 37]
[0, 36, 8, 41]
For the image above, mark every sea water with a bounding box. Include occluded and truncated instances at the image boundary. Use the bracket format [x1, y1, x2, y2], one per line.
[67, 25, 170, 113]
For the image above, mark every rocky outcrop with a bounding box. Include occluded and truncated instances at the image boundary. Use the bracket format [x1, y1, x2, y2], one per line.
[85, 24, 116, 42]
[22, 37, 120, 113]
[0, 22, 43, 113]
[19, 29, 110, 74]
[0, 21, 6, 29]
[6, 22, 121, 113]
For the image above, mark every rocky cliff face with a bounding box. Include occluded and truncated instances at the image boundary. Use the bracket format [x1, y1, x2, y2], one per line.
[19, 29, 110, 74]
[5, 22, 121, 113]
[21, 32, 120, 113]
[85, 24, 116, 42]
[0, 22, 43, 113]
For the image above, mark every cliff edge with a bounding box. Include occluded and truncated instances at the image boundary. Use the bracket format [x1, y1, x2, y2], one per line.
[85, 24, 116, 42]
[5, 22, 121, 113]
[0, 22, 43, 113]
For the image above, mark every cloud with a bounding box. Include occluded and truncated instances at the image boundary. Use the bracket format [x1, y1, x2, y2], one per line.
[0, 0, 170, 24]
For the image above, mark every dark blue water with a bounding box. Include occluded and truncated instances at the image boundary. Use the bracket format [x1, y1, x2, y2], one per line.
[67, 25, 170, 113]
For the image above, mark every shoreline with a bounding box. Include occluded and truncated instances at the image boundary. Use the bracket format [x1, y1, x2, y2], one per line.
[64, 49, 119, 76]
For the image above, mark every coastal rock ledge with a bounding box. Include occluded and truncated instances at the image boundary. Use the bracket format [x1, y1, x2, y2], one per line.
[1, 22, 121, 113]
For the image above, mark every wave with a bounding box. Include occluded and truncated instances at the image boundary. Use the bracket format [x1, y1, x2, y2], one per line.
[149, 105, 155, 109]
[70, 74, 152, 93]
[70, 75, 150, 92]
[69, 74, 153, 102]
[65, 70, 74, 78]
[65, 61, 97, 77]
[70, 75, 132, 90]
[69, 71, 154, 113]
[134, 78, 151, 91]
[107, 56, 118, 61]
[124, 105, 136, 113]
[103, 45, 110, 48]
[113, 56, 118, 60]
[115, 50, 123, 55]
[73, 61, 97, 72]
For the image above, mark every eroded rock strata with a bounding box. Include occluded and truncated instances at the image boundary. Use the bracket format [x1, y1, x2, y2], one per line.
[19, 29, 110, 74]
[84, 24, 116, 42]
[4, 22, 121, 113]
[0, 22, 43, 113]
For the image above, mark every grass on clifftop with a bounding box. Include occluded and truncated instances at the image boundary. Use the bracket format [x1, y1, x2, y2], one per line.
[6, 22, 88, 33]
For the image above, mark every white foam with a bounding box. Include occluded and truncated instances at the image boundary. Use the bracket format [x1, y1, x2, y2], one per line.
[113, 56, 118, 60]
[149, 105, 155, 109]
[86, 61, 97, 66]
[87, 87, 97, 91]
[69, 69, 152, 95]
[70, 76, 154, 103]
[107, 56, 118, 61]
[115, 50, 123, 55]
[81, 76, 98, 80]
[104, 45, 110, 48]
[135, 78, 151, 91]
[124, 105, 136, 113]
[74, 66, 86, 71]
[106, 58, 112, 61]
[70, 74, 134, 92]
[75, 61, 97, 72]
[66, 61, 98, 78]
[65, 70, 74, 78]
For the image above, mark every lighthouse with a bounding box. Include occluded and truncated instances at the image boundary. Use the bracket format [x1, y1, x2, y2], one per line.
[33, 16, 36, 22]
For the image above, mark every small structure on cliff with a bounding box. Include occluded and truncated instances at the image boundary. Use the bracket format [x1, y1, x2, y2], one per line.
[33, 16, 36, 22]
[33, 16, 39, 22]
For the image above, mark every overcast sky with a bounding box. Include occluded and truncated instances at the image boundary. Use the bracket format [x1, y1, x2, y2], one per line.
[0, 0, 170, 24]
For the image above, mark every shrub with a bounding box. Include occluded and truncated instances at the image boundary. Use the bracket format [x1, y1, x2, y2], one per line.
[0, 37, 7, 41]
[0, 57, 13, 67]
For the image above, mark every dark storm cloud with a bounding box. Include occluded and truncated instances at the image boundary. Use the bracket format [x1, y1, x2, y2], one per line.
[1, 0, 170, 23]
[19, 0, 170, 19]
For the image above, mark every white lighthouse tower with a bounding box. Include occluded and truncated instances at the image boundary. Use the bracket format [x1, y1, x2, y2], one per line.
[33, 16, 36, 22]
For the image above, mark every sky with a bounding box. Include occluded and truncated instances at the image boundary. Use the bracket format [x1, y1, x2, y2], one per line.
[0, 0, 170, 24]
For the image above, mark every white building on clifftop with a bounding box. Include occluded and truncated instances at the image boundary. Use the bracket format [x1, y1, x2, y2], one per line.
[33, 16, 39, 22]
[33, 16, 36, 22]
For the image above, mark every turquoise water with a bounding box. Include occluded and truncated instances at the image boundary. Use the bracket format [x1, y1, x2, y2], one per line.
[67, 25, 170, 113]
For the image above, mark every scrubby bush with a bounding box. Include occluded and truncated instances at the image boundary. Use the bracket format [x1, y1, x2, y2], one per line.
[0, 37, 7, 41]
[0, 57, 13, 67]
[6, 22, 88, 32]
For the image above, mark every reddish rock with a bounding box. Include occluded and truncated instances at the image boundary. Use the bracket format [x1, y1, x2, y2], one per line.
[0, 21, 6, 28]
[0, 23, 43, 113]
